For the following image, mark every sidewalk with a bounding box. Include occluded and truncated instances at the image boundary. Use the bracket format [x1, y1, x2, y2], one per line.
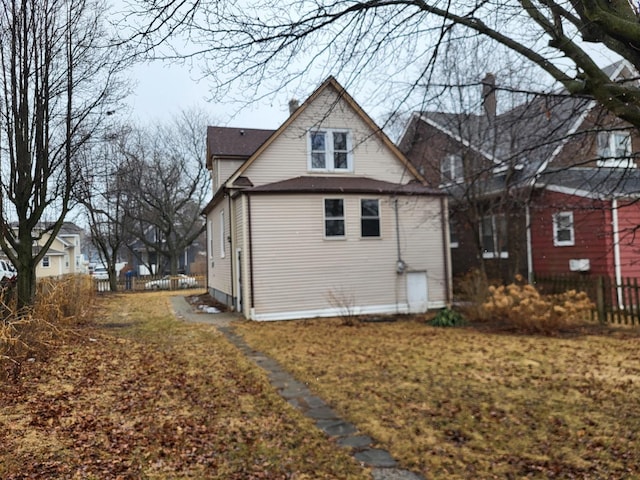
[169, 295, 426, 480]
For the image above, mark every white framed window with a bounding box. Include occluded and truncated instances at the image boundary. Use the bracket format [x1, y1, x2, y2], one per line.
[441, 154, 464, 184]
[64, 254, 69, 268]
[449, 218, 459, 248]
[207, 219, 213, 260]
[308, 129, 353, 172]
[596, 131, 635, 168]
[220, 210, 226, 258]
[553, 211, 575, 246]
[324, 198, 345, 238]
[42, 256, 50, 268]
[480, 214, 508, 259]
[361, 199, 380, 237]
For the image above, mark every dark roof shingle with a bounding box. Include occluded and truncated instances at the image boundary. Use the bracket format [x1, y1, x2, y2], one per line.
[246, 176, 444, 195]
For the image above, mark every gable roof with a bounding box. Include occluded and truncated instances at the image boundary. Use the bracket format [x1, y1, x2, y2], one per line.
[414, 93, 593, 184]
[224, 76, 427, 187]
[536, 167, 640, 199]
[402, 62, 639, 187]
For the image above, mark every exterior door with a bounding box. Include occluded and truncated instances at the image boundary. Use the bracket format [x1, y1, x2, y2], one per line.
[407, 271, 428, 313]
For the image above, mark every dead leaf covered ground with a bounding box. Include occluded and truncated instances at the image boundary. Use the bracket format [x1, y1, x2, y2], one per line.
[0, 292, 369, 479]
[236, 317, 640, 479]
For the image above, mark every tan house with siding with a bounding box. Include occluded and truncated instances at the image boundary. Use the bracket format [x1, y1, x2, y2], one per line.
[202, 77, 451, 321]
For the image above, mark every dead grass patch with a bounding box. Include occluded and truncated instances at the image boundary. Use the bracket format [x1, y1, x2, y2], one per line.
[0, 291, 369, 479]
[235, 317, 640, 479]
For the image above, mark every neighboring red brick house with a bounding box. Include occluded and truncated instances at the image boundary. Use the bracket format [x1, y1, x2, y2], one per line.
[399, 60, 640, 284]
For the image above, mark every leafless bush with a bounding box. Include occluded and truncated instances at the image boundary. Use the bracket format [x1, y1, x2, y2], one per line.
[326, 288, 359, 326]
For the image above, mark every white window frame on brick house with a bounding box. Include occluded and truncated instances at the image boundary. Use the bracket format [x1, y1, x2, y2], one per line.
[596, 131, 635, 168]
[441, 153, 464, 184]
[480, 214, 508, 259]
[308, 129, 353, 172]
[553, 211, 575, 247]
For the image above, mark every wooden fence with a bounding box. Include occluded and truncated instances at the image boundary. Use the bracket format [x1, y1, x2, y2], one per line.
[93, 274, 205, 293]
[534, 274, 640, 325]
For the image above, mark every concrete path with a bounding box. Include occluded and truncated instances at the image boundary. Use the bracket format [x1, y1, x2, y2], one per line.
[169, 295, 426, 480]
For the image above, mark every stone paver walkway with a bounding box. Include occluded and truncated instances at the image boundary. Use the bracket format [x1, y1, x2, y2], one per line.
[169, 295, 426, 480]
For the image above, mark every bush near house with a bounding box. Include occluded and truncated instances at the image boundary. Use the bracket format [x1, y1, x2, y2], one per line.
[481, 276, 594, 334]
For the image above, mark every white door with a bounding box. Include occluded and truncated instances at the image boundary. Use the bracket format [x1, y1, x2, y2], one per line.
[407, 271, 428, 313]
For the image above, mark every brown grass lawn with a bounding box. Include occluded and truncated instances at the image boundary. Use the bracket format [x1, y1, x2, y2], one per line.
[0, 292, 369, 480]
[236, 317, 640, 479]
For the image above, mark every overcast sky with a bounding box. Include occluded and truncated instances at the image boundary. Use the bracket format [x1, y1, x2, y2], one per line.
[127, 60, 291, 129]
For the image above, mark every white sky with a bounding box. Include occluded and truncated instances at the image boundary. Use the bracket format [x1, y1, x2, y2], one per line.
[127, 60, 290, 129]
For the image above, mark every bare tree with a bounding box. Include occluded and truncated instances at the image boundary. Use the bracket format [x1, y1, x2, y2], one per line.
[120, 109, 210, 276]
[126, 0, 640, 129]
[0, 0, 126, 308]
[77, 126, 135, 292]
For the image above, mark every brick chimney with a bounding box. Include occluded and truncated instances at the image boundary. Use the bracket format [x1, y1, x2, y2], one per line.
[482, 73, 496, 119]
[288, 99, 300, 115]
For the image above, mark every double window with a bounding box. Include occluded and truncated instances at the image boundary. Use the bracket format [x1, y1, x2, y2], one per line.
[596, 131, 634, 168]
[323, 198, 381, 238]
[309, 129, 352, 171]
[480, 214, 508, 259]
[553, 211, 574, 246]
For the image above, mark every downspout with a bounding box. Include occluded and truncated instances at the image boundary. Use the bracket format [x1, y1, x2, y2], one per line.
[394, 197, 405, 314]
[394, 198, 405, 273]
[228, 193, 234, 306]
[247, 193, 255, 316]
[525, 204, 533, 283]
[440, 196, 451, 305]
[612, 199, 623, 308]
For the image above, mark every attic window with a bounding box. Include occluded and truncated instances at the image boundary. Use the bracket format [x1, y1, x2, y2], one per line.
[309, 129, 353, 172]
[596, 131, 635, 168]
[441, 154, 463, 184]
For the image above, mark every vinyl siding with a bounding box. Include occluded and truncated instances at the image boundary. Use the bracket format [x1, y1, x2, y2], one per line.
[206, 199, 233, 300]
[242, 86, 411, 187]
[247, 193, 447, 319]
[616, 200, 640, 278]
[217, 159, 245, 188]
[531, 190, 613, 276]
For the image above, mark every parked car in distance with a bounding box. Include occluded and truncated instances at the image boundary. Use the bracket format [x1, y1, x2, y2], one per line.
[144, 274, 198, 290]
[0, 259, 16, 282]
[91, 266, 109, 280]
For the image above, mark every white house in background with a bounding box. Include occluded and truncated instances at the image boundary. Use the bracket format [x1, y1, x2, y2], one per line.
[34, 222, 87, 278]
[203, 76, 452, 321]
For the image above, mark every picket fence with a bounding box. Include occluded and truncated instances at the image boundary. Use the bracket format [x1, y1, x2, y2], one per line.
[534, 274, 640, 325]
[93, 274, 205, 293]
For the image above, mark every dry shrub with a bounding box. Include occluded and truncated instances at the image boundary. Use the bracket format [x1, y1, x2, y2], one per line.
[326, 287, 360, 326]
[454, 269, 493, 321]
[1, 274, 95, 382]
[482, 275, 594, 334]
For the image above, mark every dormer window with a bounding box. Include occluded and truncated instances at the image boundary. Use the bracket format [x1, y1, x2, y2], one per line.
[308, 129, 353, 172]
[596, 131, 635, 168]
[441, 154, 464, 184]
